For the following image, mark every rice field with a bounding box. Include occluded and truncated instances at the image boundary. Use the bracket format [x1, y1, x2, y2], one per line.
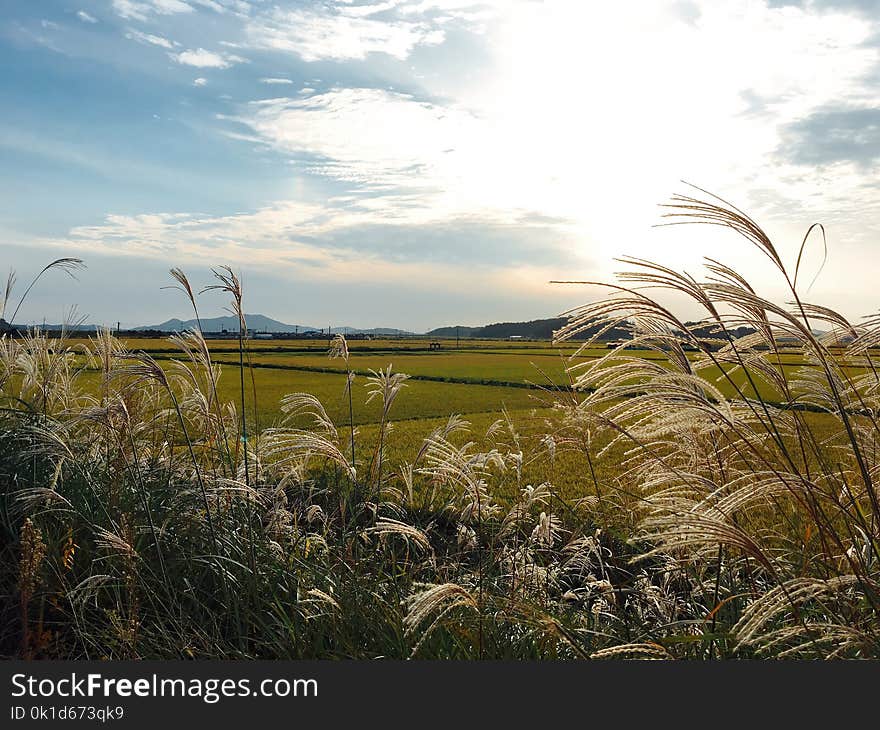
[93, 338, 879, 417]
[168, 362, 549, 426]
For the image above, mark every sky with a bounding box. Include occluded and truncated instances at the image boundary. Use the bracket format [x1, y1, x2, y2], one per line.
[2, 0, 880, 331]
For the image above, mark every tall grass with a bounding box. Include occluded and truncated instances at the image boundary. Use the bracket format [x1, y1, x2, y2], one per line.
[2, 191, 879, 659]
[553, 186, 880, 657]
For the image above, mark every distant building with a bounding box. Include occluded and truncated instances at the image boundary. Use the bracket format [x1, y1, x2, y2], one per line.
[203, 327, 258, 339]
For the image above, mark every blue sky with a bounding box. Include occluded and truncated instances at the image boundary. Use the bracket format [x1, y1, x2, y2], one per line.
[3, 0, 880, 330]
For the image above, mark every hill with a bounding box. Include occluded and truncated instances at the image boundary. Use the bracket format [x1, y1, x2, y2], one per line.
[424, 325, 478, 338]
[136, 314, 317, 333]
[427, 317, 632, 341]
[135, 315, 415, 336]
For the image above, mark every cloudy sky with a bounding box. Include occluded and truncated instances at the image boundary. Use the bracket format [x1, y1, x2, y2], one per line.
[2, 0, 880, 330]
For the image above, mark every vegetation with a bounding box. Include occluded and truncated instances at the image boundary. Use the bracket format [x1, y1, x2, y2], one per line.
[2, 191, 880, 659]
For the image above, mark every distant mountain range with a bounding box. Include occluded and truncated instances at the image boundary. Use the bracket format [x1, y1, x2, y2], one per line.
[5, 323, 102, 332]
[8, 314, 621, 339]
[8, 314, 824, 342]
[136, 314, 415, 336]
[0, 314, 646, 340]
[137, 314, 313, 333]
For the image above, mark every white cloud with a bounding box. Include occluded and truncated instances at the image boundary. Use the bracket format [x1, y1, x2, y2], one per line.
[112, 0, 194, 21]
[173, 47, 245, 68]
[193, 77, 207, 86]
[189, 0, 225, 11]
[226, 84, 598, 243]
[125, 29, 176, 49]
[153, 0, 194, 11]
[259, 77, 293, 84]
[245, 4, 446, 62]
[111, 1, 147, 20]
[45, 200, 573, 309]
[76, 10, 98, 23]
[233, 88, 484, 192]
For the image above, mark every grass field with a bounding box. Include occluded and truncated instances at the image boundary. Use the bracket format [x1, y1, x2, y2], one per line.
[58, 331, 867, 442]
[70, 336, 588, 354]
[61, 333, 847, 508]
[204, 364, 550, 426]
[80, 335, 876, 415]
[60, 334, 875, 409]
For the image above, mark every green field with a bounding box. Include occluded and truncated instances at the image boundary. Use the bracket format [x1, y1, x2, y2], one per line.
[59, 334, 850, 507]
[62, 333, 867, 432]
[211, 365, 550, 427]
[81, 336, 587, 354]
[213, 351, 573, 387]
[130, 341, 875, 411]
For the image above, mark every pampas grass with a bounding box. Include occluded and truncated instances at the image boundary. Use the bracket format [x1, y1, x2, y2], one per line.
[3, 190, 880, 659]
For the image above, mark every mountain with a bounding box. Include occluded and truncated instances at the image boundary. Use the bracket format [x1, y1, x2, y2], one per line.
[136, 314, 318, 333]
[424, 325, 478, 338]
[683, 321, 757, 340]
[2, 322, 108, 332]
[427, 317, 632, 341]
[348, 327, 415, 336]
[135, 315, 415, 336]
[476, 318, 569, 339]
